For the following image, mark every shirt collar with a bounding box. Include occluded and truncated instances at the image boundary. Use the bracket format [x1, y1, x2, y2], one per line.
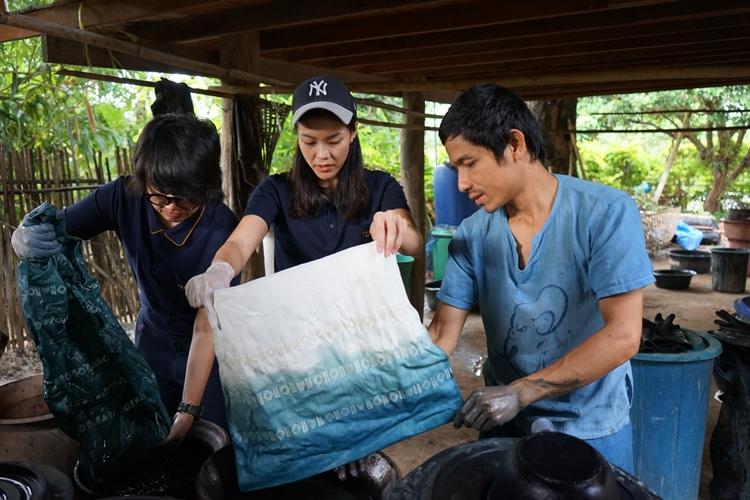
[147, 203, 206, 247]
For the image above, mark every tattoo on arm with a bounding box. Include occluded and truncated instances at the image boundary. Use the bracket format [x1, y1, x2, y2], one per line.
[520, 377, 581, 400]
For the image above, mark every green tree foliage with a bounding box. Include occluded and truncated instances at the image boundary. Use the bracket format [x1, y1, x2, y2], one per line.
[0, 39, 147, 156]
[579, 86, 750, 213]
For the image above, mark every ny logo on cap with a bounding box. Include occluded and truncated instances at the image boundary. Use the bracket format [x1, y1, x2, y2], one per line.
[309, 80, 328, 97]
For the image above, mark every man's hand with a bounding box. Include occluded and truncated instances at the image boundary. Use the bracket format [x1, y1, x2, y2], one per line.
[454, 384, 524, 432]
[160, 412, 195, 446]
[369, 210, 407, 257]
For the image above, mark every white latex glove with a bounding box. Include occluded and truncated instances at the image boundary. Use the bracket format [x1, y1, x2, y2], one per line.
[11, 222, 61, 259]
[185, 261, 235, 326]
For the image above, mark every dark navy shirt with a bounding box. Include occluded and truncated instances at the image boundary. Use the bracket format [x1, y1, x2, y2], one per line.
[245, 170, 410, 271]
[63, 176, 238, 337]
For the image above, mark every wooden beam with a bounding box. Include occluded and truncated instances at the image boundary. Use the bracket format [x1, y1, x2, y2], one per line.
[257, 0, 678, 51]
[0, 11, 290, 85]
[43, 36, 388, 87]
[316, 20, 749, 70]
[272, 6, 750, 63]
[43, 35, 218, 76]
[350, 36, 750, 76]
[400, 91, 426, 319]
[0, 0, 217, 43]
[370, 44, 750, 81]
[345, 65, 750, 93]
[125, 0, 450, 44]
[55, 68, 232, 98]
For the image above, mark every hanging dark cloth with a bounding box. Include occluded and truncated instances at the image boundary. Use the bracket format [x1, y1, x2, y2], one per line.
[16, 203, 171, 484]
[150, 78, 194, 116]
[710, 311, 750, 500]
[227, 95, 265, 216]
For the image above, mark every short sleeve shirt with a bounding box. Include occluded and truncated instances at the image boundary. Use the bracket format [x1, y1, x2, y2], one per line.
[244, 170, 410, 272]
[62, 176, 238, 337]
[437, 175, 654, 439]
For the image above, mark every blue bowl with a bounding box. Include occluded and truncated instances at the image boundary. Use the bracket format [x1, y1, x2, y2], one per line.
[733, 296, 750, 324]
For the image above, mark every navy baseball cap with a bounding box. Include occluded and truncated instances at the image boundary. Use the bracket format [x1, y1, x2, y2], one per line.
[291, 75, 356, 126]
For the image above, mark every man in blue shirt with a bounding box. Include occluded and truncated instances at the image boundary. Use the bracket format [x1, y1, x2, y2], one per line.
[428, 84, 654, 472]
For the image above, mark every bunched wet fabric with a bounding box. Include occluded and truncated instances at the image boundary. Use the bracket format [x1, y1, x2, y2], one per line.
[16, 202, 171, 484]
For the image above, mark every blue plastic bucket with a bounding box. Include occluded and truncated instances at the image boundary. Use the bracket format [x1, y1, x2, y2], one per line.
[433, 162, 477, 227]
[630, 331, 722, 500]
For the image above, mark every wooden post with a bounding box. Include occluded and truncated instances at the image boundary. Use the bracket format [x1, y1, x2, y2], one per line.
[400, 92, 426, 320]
[220, 32, 266, 281]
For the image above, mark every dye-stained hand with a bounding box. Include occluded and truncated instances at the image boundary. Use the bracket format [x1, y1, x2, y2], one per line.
[454, 384, 523, 432]
[334, 458, 364, 482]
[370, 210, 406, 257]
[160, 412, 194, 446]
[11, 222, 61, 259]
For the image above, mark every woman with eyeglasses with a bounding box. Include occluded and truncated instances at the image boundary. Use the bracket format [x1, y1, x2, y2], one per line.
[11, 113, 238, 443]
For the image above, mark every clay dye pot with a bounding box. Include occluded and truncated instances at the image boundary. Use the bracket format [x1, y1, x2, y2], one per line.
[196, 445, 400, 500]
[0, 374, 79, 478]
[486, 432, 619, 500]
[384, 437, 659, 500]
[667, 249, 711, 274]
[74, 420, 228, 499]
[653, 269, 696, 290]
[0, 462, 74, 500]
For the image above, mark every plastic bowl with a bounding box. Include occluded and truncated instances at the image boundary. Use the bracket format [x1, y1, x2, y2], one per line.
[733, 296, 750, 323]
[653, 269, 697, 290]
[667, 249, 711, 274]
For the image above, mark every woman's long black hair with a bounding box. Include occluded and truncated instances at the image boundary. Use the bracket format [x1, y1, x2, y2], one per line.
[289, 109, 368, 220]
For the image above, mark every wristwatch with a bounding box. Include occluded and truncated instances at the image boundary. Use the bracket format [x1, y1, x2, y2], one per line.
[176, 401, 203, 419]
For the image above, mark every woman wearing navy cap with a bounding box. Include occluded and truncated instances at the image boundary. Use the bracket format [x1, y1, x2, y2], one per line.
[186, 75, 422, 312]
[11, 113, 238, 443]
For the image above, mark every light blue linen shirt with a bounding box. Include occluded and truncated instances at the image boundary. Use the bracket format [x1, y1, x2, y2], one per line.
[437, 174, 654, 439]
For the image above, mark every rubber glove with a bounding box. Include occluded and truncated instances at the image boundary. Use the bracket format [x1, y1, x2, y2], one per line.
[185, 261, 235, 325]
[11, 217, 61, 260]
[454, 384, 523, 432]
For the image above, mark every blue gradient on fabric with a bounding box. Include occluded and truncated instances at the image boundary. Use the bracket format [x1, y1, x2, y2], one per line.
[224, 338, 462, 491]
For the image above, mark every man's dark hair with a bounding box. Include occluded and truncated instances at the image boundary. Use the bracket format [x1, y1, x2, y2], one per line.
[288, 108, 368, 220]
[128, 113, 223, 204]
[439, 84, 546, 163]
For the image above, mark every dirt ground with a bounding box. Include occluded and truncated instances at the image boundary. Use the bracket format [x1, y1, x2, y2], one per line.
[0, 251, 743, 499]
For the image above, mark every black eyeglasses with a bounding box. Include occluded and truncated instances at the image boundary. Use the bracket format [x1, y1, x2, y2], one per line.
[143, 193, 199, 210]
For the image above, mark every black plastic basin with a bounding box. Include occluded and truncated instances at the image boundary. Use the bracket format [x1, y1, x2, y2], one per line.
[667, 249, 711, 274]
[654, 269, 696, 290]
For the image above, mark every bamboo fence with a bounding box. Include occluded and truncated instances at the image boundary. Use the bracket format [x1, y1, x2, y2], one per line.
[0, 147, 139, 351]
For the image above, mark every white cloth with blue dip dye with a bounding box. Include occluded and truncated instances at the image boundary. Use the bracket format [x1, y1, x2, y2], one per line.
[438, 174, 654, 440]
[213, 242, 462, 491]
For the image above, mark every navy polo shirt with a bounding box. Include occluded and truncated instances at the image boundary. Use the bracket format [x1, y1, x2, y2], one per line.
[63, 176, 238, 338]
[245, 170, 410, 271]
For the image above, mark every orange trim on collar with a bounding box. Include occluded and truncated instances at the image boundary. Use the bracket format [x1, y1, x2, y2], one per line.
[151, 205, 206, 247]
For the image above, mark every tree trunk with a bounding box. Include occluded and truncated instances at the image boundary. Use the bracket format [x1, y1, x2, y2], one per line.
[401, 92, 425, 320]
[704, 170, 728, 213]
[528, 98, 577, 175]
[653, 132, 683, 205]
